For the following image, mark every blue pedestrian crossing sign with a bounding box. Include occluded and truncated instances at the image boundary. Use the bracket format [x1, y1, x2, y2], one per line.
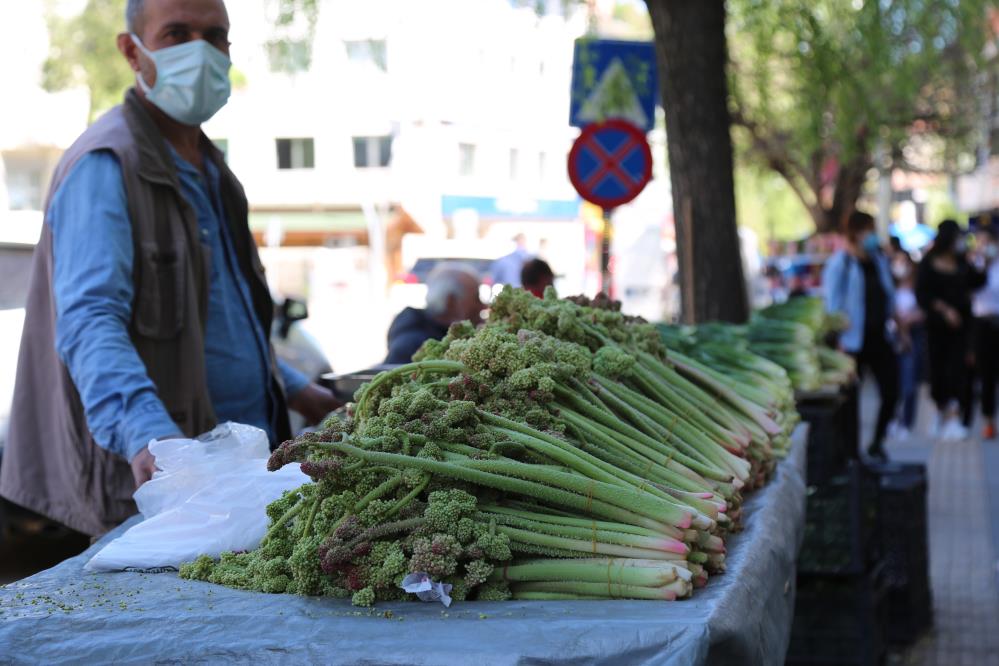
[569, 38, 658, 133]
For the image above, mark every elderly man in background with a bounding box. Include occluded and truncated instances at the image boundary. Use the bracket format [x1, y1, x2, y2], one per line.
[0, 0, 338, 538]
[385, 264, 485, 364]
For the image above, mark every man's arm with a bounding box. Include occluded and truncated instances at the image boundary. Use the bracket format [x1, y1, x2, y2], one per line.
[276, 357, 310, 399]
[276, 357, 340, 425]
[50, 151, 181, 473]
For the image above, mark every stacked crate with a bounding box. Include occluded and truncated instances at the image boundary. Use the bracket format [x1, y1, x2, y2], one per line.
[871, 462, 932, 645]
[787, 461, 886, 666]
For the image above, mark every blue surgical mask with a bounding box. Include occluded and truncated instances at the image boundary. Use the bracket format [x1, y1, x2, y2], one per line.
[862, 233, 881, 254]
[132, 34, 231, 126]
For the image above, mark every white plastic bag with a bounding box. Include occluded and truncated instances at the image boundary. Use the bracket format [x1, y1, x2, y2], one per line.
[85, 422, 308, 572]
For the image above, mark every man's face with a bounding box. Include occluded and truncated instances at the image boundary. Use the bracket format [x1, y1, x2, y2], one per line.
[119, 0, 230, 88]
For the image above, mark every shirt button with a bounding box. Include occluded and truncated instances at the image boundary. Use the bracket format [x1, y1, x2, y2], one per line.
[200, 229, 209, 239]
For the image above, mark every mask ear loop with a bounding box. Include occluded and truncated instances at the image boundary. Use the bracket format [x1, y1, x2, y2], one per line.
[130, 33, 156, 94]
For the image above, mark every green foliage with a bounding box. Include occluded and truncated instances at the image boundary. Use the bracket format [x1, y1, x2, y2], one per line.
[727, 0, 995, 226]
[264, 0, 319, 73]
[734, 163, 813, 245]
[42, 0, 132, 121]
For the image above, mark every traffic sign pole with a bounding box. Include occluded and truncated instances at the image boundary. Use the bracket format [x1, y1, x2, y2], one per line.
[601, 208, 613, 296]
[567, 119, 652, 296]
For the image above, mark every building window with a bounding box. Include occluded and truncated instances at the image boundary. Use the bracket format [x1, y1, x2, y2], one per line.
[458, 143, 476, 176]
[352, 136, 392, 168]
[344, 39, 388, 71]
[265, 39, 311, 74]
[276, 138, 315, 169]
[212, 138, 229, 162]
[538, 151, 547, 180]
[509, 148, 520, 180]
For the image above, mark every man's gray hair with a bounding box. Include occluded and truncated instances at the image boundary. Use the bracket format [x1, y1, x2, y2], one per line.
[425, 263, 480, 315]
[126, 0, 145, 33]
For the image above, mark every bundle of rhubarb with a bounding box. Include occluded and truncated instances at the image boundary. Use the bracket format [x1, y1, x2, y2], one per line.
[181, 289, 796, 606]
[662, 298, 855, 393]
[753, 298, 855, 390]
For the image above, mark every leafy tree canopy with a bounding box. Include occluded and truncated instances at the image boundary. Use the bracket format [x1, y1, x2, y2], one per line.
[727, 0, 996, 231]
[42, 0, 132, 121]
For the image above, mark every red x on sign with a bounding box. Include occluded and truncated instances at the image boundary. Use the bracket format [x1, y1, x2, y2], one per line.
[567, 119, 652, 209]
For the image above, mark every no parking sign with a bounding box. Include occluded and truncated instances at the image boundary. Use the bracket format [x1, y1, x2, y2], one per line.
[567, 119, 652, 208]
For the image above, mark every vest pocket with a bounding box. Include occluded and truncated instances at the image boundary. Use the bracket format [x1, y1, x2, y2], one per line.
[134, 241, 186, 339]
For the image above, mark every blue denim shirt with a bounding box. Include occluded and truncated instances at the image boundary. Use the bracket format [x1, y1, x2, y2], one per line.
[821, 249, 895, 353]
[49, 150, 307, 461]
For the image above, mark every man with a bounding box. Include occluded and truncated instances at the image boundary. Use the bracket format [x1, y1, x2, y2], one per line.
[488, 233, 531, 287]
[0, 0, 338, 537]
[385, 264, 484, 363]
[520, 258, 554, 298]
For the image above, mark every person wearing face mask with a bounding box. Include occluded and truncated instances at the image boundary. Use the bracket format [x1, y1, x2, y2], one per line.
[889, 244, 925, 441]
[822, 211, 898, 461]
[915, 219, 987, 441]
[0, 0, 339, 539]
[970, 226, 999, 438]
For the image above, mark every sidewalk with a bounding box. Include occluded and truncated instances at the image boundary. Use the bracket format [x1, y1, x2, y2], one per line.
[857, 382, 999, 665]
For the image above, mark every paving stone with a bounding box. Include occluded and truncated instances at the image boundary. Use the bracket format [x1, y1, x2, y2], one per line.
[857, 383, 999, 666]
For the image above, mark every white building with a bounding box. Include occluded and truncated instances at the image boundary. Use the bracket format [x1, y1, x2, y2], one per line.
[208, 0, 586, 261]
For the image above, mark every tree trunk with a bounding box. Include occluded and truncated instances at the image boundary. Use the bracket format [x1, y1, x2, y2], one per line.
[646, 0, 748, 324]
[818, 156, 870, 234]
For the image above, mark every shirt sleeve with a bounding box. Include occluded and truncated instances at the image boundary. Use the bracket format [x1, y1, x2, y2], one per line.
[821, 253, 844, 314]
[276, 357, 309, 399]
[50, 151, 181, 462]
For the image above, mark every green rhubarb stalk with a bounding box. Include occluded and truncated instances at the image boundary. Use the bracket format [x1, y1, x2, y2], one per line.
[495, 524, 687, 561]
[510, 579, 691, 600]
[478, 504, 687, 542]
[594, 376, 751, 479]
[318, 440, 692, 531]
[452, 458, 694, 527]
[555, 387, 732, 484]
[666, 351, 782, 435]
[559, 408, 711, 489]
[479, 510, 690, 554]
[490, 558, 688, 586]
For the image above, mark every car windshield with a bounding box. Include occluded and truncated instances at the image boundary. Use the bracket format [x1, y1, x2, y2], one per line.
[409, 258, 494, 283]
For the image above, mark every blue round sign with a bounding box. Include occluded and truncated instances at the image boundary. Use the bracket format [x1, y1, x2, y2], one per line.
[567, 119, 653, 208]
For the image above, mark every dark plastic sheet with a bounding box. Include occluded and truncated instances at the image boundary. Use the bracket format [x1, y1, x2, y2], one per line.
[0, 426, 807, 666]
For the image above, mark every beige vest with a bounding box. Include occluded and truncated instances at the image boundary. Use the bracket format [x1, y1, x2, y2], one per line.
[0, 90, 290, 536]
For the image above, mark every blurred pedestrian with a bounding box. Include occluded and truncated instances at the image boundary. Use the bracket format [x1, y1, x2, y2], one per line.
[489, 234, 531, 287]
[385, 263, 484, 364]
[915, 220, 986, 441]
[891, 247, 924, 440]
[521, 258, 555, 298]
[971, 226, 999, 438]
[822, 211, 897, 460]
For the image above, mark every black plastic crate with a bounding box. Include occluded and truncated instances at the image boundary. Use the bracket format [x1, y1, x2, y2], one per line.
[869, 462, 933, 645]
[798, 391, 856, 485]
[787, 566, 887, 666]
[797, 462, 879, 576]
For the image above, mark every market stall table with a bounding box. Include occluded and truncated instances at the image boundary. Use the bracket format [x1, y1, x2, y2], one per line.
[0, 426, 807, 666]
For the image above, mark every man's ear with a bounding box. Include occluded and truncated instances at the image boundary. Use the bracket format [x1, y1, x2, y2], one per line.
[117, 33, 141, 72]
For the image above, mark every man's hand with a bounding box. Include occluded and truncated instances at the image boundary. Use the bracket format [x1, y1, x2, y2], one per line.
[288, 383, 342, 426]
[941, 305, 962, 329]
[130, 446, 158, 490]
